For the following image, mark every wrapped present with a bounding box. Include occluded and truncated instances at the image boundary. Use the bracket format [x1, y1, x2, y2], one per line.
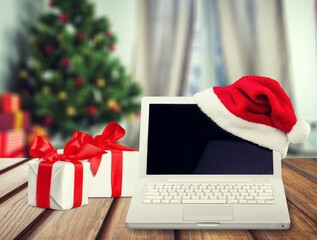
[0, 93, 21, 113]
[71, 122, 139, 197]
[0, 111, 31, 131]
[28, 136, 104, 210]
[0, 129, 26, 157]
[88, 150, 139, 197]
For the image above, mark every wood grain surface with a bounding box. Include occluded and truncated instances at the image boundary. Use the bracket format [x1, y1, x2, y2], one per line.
[0, 158, 316, 240]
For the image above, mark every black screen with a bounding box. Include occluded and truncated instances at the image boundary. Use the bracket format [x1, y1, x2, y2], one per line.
[146, 104, 273, 175]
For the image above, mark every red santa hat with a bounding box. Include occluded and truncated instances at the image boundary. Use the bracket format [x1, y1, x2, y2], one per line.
[193, 76, 310, 157]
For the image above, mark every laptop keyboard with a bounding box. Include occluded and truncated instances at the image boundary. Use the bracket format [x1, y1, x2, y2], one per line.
[143, 183, 274, 205]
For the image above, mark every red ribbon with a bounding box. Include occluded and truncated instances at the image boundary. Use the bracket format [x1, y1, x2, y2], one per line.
[30, 136, 104, 208]
[92, 122, 135, 197]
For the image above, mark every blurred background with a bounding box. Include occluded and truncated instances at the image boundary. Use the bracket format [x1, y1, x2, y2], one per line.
[0, 0, 316, 158]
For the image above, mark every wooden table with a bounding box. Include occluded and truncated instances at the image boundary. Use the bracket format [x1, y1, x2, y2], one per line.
[0, 158, 316, 240]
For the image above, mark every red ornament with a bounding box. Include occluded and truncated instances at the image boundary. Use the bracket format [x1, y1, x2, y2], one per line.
[60, 57, 69, 68]
[48, 1, 55, 7]
[43, 116, 53, 125]
[87, 105, 98, 116]
[105, 31, 112, 37]
[59, 14, 69, 23]
[74, 76, 84, 87]
[75, 32, 85, 41]
[43, 44, 53, 54]
[109, 44, 115, 52]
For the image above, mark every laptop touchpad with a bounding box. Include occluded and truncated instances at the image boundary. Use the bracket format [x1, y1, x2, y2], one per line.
[183, 206, 233, 221]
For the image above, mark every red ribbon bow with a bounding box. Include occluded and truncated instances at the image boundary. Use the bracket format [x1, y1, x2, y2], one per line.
[92, 122, 135, 197]
[30, 134, 104, 162]
[92, 121, 135, 152]
[30, 135, 104, 209]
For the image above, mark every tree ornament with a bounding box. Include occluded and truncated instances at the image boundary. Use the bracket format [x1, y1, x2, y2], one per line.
[43, 116, 53, 125]
[29, 36, 37, 45]
[74, 76, 84, 87]
[66, 106, 76, 117]
[59, 14, 69, 23]
[87, 105, 98, 116]
[30, 59, 42, 70]
[105, 31, 112, 37]
[109, 44, 115, 52]
[42, 86, 51, 94]
[75, 32, 85, 41]
[58, 91, 67, 100]
[96, 78, 106, 88]
[19, 70, 29, 79]
[43, 44, 53, 54]
[60, 57, 69, 68]
[93, 34, 102, 43]
[107, 99, 121, 112]
[48, 1, 55, 7]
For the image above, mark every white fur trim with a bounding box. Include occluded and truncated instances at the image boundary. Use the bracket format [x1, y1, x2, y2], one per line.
[193, 89, 289, 157]
[287, 120, 310, 144]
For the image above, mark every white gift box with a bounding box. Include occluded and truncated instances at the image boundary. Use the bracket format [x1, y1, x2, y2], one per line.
[88, 151, 139, 197]
[28, 159, 90, 210]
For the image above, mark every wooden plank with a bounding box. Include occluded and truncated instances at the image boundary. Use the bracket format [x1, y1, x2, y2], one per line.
[282, 163, 317, 223]
[97, 198, 175, 240]
[251, 201, 317, 239]
[0, 162, 29, 198]
[0, 158, 27, 171]
[22, 198, 114, 240]
[178, 229, 254, 240]
[0, 188, 45, 240]
[283, 158, 317, 183]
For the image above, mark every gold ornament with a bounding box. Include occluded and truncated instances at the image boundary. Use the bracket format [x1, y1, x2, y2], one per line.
[65, 106, 76, 117]
[58, 91, 67, 100]
[96, 78, 106, 88]
[56, 34, 63, 41]
[42, 86, 51, 94]
[29, 36, 37, 45]
[107, 99, 121, 112]
[19, 70, 29, 79]
[127, 114, 134, 122]
[33, 60, 42, 70]
[94, 34, 102, 43]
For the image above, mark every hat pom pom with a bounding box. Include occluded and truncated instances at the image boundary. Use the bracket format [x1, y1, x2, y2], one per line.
[287, 120, 311, 144]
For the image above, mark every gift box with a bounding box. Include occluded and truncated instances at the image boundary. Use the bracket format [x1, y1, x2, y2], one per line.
[70, 122, 139, 197]
[28, 158, 90, 210]
[0, 93, 21, 113]
[88, 151, 139, 197]
[28, 136, 104, 210]
[0, 129, 26, 157]
[0, 111, 31, 131]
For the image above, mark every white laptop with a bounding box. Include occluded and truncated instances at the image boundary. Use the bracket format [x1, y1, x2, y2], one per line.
[126, 97, 290, 229]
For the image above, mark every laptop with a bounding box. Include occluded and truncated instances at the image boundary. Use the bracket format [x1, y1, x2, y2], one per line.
[126, 96, 290, 229]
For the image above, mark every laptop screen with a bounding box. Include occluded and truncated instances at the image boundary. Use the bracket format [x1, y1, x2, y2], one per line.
[146, 104, 274, 175]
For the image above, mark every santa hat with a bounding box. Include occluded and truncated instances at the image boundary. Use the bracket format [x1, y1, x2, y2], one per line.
[193, 76, 310, 157]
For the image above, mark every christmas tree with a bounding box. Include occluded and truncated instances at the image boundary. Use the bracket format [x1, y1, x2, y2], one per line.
[18, 0, 141, 137]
